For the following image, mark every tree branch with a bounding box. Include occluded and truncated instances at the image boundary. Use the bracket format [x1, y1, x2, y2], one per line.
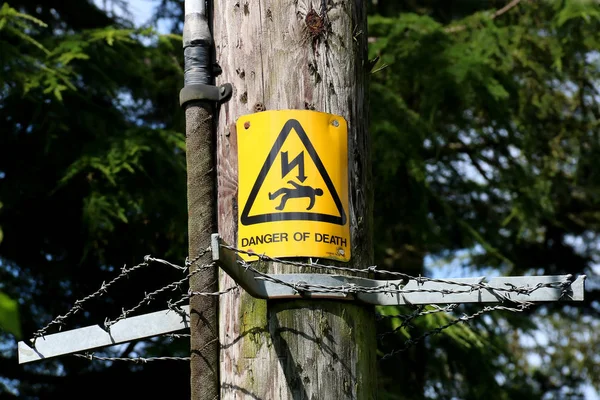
[368, 0, 523, 44]
[445, 0, 522, 33]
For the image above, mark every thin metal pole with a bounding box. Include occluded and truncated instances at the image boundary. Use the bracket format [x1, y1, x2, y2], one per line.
[183, 1, 219, 399]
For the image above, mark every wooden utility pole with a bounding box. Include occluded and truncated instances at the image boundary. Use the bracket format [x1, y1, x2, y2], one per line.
[214, 1, 376, 398]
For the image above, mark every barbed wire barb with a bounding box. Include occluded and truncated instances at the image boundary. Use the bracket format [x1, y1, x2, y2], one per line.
[104, 263, 214, 329]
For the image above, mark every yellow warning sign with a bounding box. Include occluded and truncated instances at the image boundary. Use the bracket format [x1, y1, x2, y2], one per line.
[237, 110, 350, 262]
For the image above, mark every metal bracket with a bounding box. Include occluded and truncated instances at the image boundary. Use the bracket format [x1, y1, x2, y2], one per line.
[211, 234, 586, 305]
[179, 83, 233, 107]
[18, 306, 190, 364]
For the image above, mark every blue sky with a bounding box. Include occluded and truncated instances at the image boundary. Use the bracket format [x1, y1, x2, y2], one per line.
[125, 0, 156, 26]
[93, 0, 162, 30]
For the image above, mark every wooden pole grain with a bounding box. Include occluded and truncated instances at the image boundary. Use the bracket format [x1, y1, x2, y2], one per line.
[214, 1, 376, 398]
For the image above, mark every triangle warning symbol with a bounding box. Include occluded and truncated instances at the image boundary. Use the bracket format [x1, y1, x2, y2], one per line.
[240, 119, 347, 226]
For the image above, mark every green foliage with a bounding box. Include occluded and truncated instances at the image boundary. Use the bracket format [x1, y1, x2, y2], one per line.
[0, 3, 48, 49]
[1, 0, 600, 399]
[58, 127, 186, 240]
[0, 291, 20, 339]
[555, 0, 600, 26]
[0, 1, 189, 397]
[1, 2, 72, 100]
[369, 0, 600, 398]
[369, 0, 600, 268]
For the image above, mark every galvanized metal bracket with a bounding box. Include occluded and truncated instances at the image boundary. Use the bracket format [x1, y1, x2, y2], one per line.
[179, 83, 233, 107]
[211, 234, 586, 305]
[18, 306, 190, 364]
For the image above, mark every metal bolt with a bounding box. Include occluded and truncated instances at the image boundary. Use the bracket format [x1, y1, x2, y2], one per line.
[220, 86, 226, 95]
[244, 121, 250, 129]
[332, 120, 339, 127]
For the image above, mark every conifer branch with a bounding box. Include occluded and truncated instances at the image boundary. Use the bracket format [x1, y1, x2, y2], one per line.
[445, 0, 522, 33]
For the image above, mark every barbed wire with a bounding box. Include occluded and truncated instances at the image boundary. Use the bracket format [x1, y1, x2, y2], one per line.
[377, 304, 459, 339]
[164, 333, 190, 339]
[28, 242, 577, 363]
[220, 244, 574, 357]
[31, 256, 173, 343]
[377, 304, 459, 320]
[185, 246, 212, 270]
[167, 285, 240, 309]
[74, 353, 190, 363]
[233, 256, 572, 300]
[30, 249, 210, 344]
[220, 244, 376, 275]
[104, 262, 213, 329]
[225, 245, 575, 299]
[380, 301, 533, 359]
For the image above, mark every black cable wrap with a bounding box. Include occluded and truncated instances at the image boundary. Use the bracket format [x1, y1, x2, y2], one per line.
[184, 45, 211, 86]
